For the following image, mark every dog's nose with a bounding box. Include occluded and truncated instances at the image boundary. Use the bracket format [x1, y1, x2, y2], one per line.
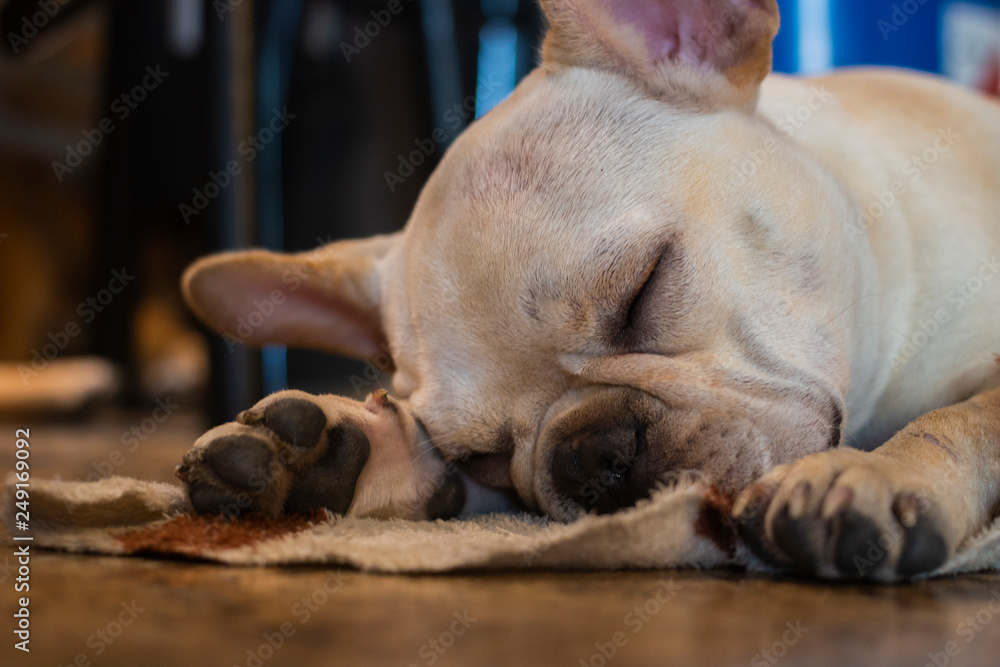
[549, 421, 655, 514]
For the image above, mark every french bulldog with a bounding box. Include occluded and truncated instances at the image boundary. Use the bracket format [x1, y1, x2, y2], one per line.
[177, 0, 1000, 581]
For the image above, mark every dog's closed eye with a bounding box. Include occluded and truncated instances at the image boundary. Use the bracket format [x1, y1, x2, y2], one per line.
[618, 253, 662, 345]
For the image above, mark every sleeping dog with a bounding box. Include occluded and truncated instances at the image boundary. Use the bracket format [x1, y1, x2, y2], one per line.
[176, 0, 1000, 581]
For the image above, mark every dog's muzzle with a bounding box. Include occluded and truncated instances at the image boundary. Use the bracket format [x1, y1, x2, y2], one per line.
[535, 387, 672, 519]
[549, 418, 656, 514]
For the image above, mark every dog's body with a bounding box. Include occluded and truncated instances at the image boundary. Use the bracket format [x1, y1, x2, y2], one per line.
[760, 69, 1000, 441]
[177, 0, 1000, 581]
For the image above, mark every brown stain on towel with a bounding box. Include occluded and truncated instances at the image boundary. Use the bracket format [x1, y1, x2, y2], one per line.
[695, 485, 738, 557]
[119, 511, 325, 555]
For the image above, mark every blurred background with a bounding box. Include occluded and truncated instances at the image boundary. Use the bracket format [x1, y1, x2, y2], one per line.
[0, 0, 997, 426]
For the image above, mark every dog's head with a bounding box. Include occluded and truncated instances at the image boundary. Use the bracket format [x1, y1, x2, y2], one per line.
[184, 0, 868, 519]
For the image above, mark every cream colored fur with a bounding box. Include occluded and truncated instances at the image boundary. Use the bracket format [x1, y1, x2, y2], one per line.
[181, 0, 1000, 580]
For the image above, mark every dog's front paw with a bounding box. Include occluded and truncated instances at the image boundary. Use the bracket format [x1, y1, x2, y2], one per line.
[732, 449, 960, 581]
[176, 391, 369, 518]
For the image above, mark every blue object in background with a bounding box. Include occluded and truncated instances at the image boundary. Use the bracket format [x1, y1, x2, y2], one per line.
[475, 0, 999, 105]
[477, 0, 520, 118]
[828, 0, 943, 73]
[774, 0, 1000, 86]
[773, 0, 834, 75]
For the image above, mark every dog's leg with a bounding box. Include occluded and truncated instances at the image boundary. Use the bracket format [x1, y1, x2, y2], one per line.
[734, 387, 1000, 581]
[175, 389, 466, 520]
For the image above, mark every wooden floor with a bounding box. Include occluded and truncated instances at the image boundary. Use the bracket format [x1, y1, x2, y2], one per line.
[3, 411, 1000, 667]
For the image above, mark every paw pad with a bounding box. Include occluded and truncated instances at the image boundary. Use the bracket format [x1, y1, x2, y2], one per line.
[179, 395, 375, 519]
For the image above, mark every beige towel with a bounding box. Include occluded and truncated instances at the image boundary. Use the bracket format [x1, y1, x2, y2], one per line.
[4, 473, 999, 577]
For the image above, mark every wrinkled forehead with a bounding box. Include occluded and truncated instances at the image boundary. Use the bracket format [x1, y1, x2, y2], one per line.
[404, 81, 705, 276]
[400, 115, 671, 338]
[424, 85, 692, 232]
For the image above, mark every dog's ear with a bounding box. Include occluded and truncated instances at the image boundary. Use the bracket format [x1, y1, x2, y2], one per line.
[539, 0, 779, 110]
[182, 234, 398, 360]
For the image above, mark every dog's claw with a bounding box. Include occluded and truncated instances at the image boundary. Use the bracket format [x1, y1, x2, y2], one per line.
[892, 492, 920, 528]
[735, 449, 957, 581]
[786, 481, 811, 519]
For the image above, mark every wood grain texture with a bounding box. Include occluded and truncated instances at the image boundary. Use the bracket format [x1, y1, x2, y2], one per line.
[2, 414, 1000, 666]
